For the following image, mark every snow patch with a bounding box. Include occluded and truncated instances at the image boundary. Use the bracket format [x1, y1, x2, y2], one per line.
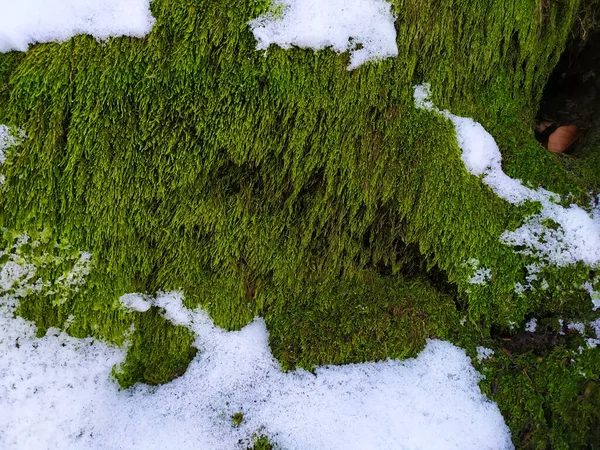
[583, 280, 600, 311]
[586, 338, 600, 349]
[0, 0, 155, 53]
[1, 291, 514, 449]
[249, 0, 398, 70]
[0, 125, 17, 164]
[119, 293, 152, 312]
[464, 259, 492, 285]
[525, 318, 537, 333]
[0, 232, 93, 305]
[590, 319, 600, 339]
[0, 125, 23, 185]
[414, 84, 600, 268]
[567, 322, 585, 334]
[476, 346, 494, 363]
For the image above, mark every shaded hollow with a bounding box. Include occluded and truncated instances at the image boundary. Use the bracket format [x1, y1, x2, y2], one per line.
[535, 31, 600, 152]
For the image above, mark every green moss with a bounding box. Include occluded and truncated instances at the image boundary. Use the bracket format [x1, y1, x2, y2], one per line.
[1, 0, 592, 334]
[113, 306, 197, 388]
[250, 435, 273, 450]
[265, 272, 458, 370]
[0, 0, 599, 447]
[476, 321, 600, 450]
[232, 412, 245, 428]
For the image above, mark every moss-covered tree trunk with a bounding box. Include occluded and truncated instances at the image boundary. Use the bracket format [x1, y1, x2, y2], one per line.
[1, 0, 599, 448]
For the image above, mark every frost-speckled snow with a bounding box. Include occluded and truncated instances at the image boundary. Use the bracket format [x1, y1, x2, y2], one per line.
[0, 0, 155, 53]
[525, 318, 537, 333]
[0, 125, 16, 164]
[119, 292, 152, 312]
[476, 346, 494, 363]
[0, 292, 513, 450]
[249, 0, 398, 70]
[591, 319, 600, 339]
[414, 84, 600, 268]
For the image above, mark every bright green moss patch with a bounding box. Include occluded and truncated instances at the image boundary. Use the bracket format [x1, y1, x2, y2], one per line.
[232, 412, 245, 428]
[113, 306, 197, 388]
[0, 0, 594, 334]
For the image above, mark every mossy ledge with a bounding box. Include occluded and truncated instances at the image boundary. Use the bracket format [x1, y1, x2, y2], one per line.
[1, 0, 600, 448]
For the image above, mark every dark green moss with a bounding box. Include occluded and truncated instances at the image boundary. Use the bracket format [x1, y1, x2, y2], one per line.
[113, 306, 197, 388]
[265, 273, 458, 370]
[475, 320, 600, 450]
[232, 412, 245, 428]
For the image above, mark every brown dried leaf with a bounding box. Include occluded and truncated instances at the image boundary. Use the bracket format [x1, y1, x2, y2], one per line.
[547, 125, 584, 153]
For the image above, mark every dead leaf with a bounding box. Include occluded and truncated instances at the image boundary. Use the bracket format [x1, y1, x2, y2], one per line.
[547, 125, 584, 153]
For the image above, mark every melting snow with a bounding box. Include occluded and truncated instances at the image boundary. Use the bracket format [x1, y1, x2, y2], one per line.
[464, 259, 492, 285]
[0, 0, 155, 53]
[119, 292, 152, 312]
[249, 0, 398, 70]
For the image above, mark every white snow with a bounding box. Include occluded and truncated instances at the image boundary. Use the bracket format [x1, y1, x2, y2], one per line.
[567, 322, 585, 334]
[56, 251, 92, 290]
[0, 124, 17, 164]
[119, 293, 152, 312]
[464, 258, 492, 285]
[583, 281, 600, 311]
[586, 338, 600, 349]
[414, 84, 600, 268]
[0, 125, 22, 185]
[249, 0, 398, 70]
[591, 319, 600, 339]
[0, 0, 155, 53]
[0, 290, 514, 450]
[525, 318, 537, 333]
[476, 346, 495, 363]
[469, 267, 491, 285]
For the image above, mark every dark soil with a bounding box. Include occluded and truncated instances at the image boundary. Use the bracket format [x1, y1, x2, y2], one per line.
[536, 32, 600, 150]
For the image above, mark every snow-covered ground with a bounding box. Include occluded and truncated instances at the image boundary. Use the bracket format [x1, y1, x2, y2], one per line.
[0, 0, 155, 52]
[0, 292, 513, 450]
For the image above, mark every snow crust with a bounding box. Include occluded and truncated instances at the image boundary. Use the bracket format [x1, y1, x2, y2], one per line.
[414, 84, 600, 268]
[0, 0, 155, 53]
[0, 291, 514, 450]
[249, 0, 398, 70]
